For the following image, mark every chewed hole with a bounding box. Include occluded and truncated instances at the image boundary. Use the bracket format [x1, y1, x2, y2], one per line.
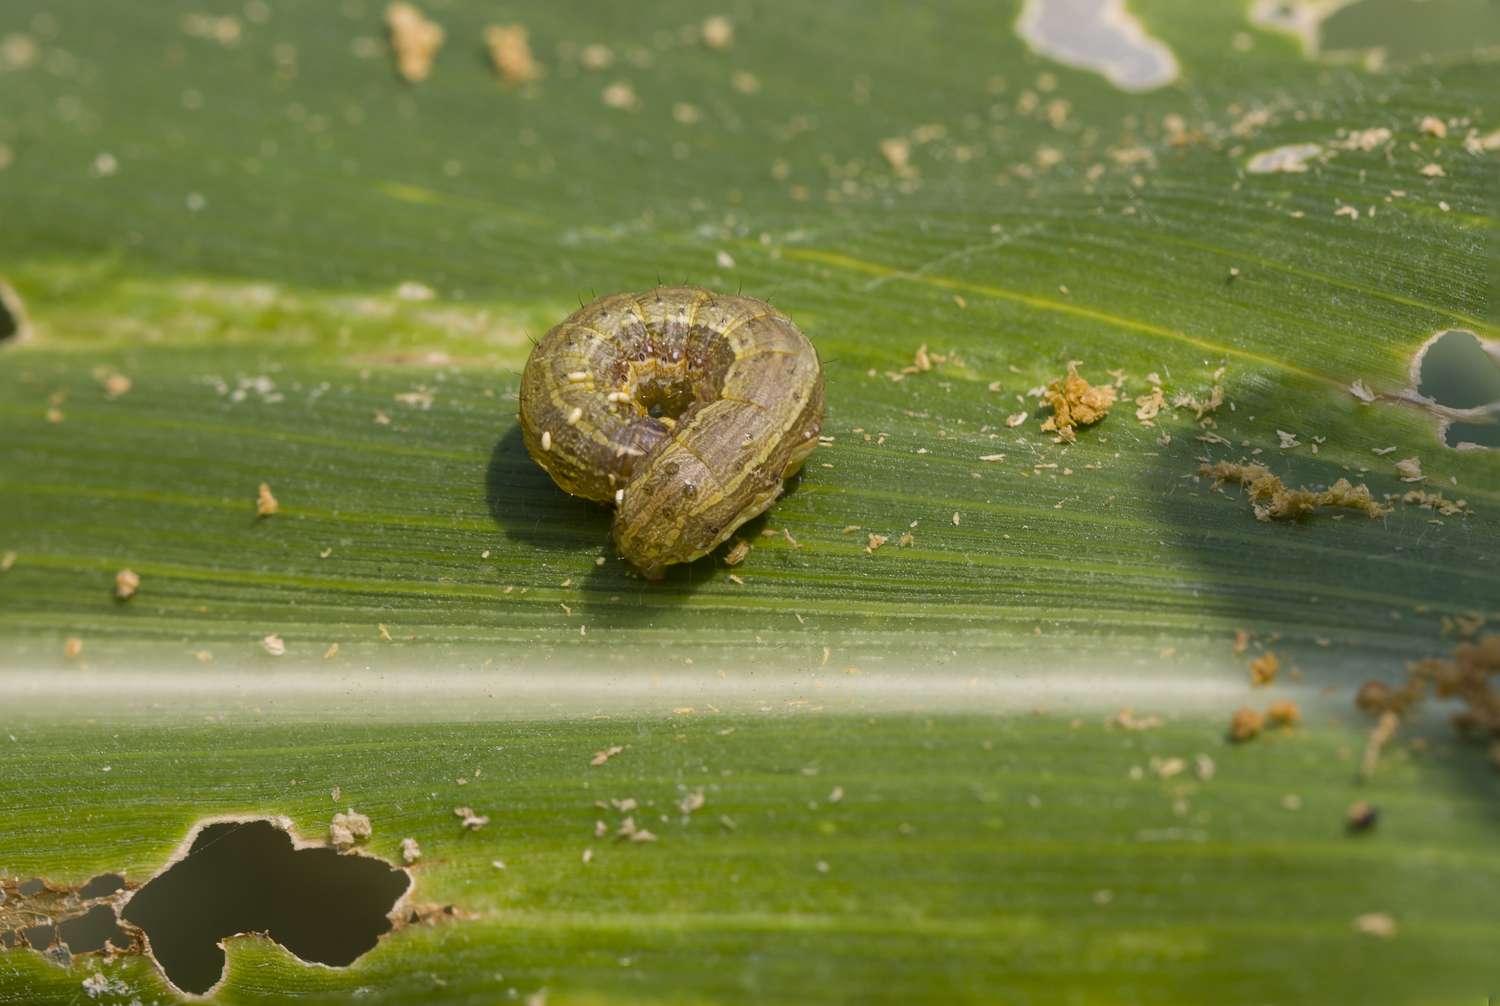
[1417, 329, 1500, 410]
[1445, 420, 1500, 449]
[78, 874, 126, 900]
[20, 923, 53, 950]
[0, 280, 27, 343]
[56, 904, 131, 954]
[121, 819, 411, 996]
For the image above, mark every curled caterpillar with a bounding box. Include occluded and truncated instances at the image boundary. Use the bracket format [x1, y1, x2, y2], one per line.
[519, 287, 826, 579]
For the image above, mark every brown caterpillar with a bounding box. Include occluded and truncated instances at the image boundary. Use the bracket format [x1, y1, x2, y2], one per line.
[518, 287, 825, 579]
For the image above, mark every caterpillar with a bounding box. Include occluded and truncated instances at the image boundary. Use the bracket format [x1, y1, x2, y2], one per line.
[518, 286, 826, 579]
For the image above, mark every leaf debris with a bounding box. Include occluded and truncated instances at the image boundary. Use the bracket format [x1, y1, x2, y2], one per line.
[1249, 651, 1280, 687]
[1228, 707, 1264, 743]
[590, 744, 625, 767]
[1040, 364, 1115, 443]
[485, 24, 542, 84]
[385, 2, 444, 83]
[113, 569, 140, 601]
[1355, 635, 1500, 771]
[255, 482, 279, 518]
[329, 809, 372, 850]
[1199, 462, 1388, 521]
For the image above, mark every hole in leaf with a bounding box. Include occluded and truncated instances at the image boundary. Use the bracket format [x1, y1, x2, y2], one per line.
[1444, 420, 1500, 449]
[56, 904, 131, 954]
[0, 280, 26, 343]
[78, 874, 126, 900]
[20, 923, 53, 949]
[121, 819, 410, 996]
[1417, 329, 1500, 411]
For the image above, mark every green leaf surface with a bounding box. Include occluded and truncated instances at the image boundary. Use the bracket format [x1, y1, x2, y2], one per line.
[1, 0, 1497, 1002]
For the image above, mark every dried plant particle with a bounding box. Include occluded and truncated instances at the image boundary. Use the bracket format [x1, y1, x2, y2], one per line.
[590, 744, 625, 767]
[323, 642, 339, 660]
[679, 789, 706, 815]
[63, 637, 84, 660]
[731, 69, 760, 93]
[1005, 411, 1028, 428]
[1418, 163, 1444, 178]
[261, 633, 286, 656]
[385, 2, 444, 83]
[378, 623, 392, 642]
[1354, 680, 1394, 714]
[1276, 430, 1299, 449]
[454, 807, 490, 831]
[1199, 461, 1389, 521]
[579, 44, 613, 70]
[485, 24, 541, 83]
[723, 538, 750, 566]
[880, 137, 914, 177]
[1040, 364, 1116, 442]
[400, 837, 421, 864]
[667, 101, 703, 126]
[1266, 700, 1301, 727]
[108, 568, 142, 601]
[727, 573, 745, 585]
[1401, 489, 1470, 516]
[101, 372, 132, 399]
[601, 81, 639, 111]
[255, 482, 279, 517]
[1349, 379, 1376, 403]
[1355, 635, 1500, 777]
[615, 815, 658, 843]
[1232, 629, 1251, 656]
[1134, 385, 1165, 424]
[1171, 383, 1224, 420]
[1360, 711, 1400, 780]
[1246, 143, 1323, 173]
[865, 532, 888, 554]
[701, 15, 733, 48]
[1151, 756, 1186, 780]
[329, 809, 372, 850]
[897, 531, 914, 548]
[1347, 800, 1379, 833]
[1353, 912, 1396, 938]
[1110, 708, 1162, 731]
[1228, 707, 1264, 743]
[1341, 127, 1392, 152]
[1249, 651, 1280, 687]
[1394, 457, 1424, 482]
